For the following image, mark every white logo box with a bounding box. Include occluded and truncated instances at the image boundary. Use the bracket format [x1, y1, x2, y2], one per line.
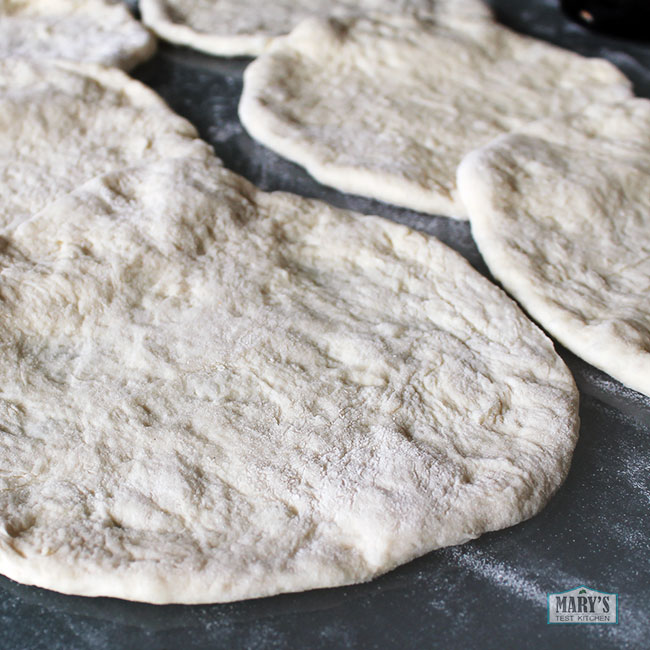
[548, 586, 618, 624]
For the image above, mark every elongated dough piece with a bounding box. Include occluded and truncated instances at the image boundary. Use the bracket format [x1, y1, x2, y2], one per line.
[0, 0, 155, 69]
[458, 99, 650, 396]
[140, 0, 492, 57]
[239, 13, 631, 218]
[0, 156, 578, 603]
[0, 59, 212, 231]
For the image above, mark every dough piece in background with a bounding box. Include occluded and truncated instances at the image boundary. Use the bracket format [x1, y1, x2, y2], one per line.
[0, 155, 578, 604]
[457, 99, 650, 397]
[239, 13, 632, 219]
[0, 0, 156, 70]
[0, 59, 213, 231]
[139, 0, 493, 57]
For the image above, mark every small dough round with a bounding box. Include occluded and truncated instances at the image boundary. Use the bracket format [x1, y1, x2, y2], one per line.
[0, 58, 212, 231]
[239, 13, 632, 219]
[0, 156, 578, 604]
[139, 0, 492, 57]
[0, 0, 156, 70]
[457, 99, 650, 397]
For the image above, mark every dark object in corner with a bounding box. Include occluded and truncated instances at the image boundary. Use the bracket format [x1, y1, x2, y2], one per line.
[561, 0, 650, 40]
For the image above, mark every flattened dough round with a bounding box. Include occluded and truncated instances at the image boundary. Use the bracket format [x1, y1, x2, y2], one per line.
[457, 99, 650, 397]
[139, 0, 492, 57]
[0, 156, 578, 604]
[239, 13, 632, 219]
[0, 59, 212, 231]
[0, 0, 156, 69]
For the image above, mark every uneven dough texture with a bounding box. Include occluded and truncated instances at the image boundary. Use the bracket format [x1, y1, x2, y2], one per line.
[0, 59, 212, 231]
[139, 0, 492, 57]
[458, 99, 650, 397]
[0, 156, 578, 604]
[239, 13, 631, 219]
[0, 0, 156, 69]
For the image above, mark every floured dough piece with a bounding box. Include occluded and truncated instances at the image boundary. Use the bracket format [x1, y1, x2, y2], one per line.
[0, 155, 578, 604]
[239, 13, 632, 219]
[0, 58, 212, 231]
[0, 0, 156, 69]
[139, 0, 492, 57]
[457, 99, 650, 397]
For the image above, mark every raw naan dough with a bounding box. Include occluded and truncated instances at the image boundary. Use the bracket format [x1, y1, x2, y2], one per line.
[457, 99, 650, 397]
[0, 58, 212, 231]
[0, 0, 156, 69]
[239, 13, 632, 219]
[0, 155, 578, 604]
[139, 0, 492, 57]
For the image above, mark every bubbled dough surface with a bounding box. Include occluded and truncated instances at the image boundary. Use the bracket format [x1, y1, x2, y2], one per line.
[239, 12, 631, 219]
[139, 0, 492, 56]
[0, 59, 213, 231]
[458, 99, 650, 397]
[0, 156, 578, 604]
[0, 0, 156, 69]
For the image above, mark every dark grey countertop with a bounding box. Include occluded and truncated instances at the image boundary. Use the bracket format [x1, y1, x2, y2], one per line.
[1, 1, 649, 648]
